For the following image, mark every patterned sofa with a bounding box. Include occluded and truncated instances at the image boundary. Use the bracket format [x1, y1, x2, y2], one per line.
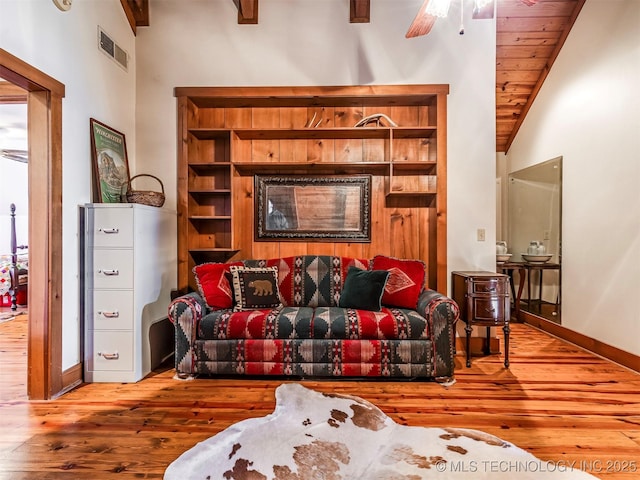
[168, 255, 459, 382]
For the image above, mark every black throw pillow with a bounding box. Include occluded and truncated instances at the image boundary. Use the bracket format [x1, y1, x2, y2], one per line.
[338, 266, 390, 311]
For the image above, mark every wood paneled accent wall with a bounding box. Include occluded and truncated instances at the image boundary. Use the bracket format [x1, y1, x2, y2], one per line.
[175, 85, 449, 294]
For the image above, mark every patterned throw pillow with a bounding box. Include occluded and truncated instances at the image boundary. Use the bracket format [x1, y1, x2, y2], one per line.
[371, 255, 426, 309]
[229, 266, 283, 311]
[338, 266, 390, 312]
[193, 262, 243, 309]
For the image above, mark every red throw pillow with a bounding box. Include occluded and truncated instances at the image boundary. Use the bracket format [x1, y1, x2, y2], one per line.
[371, 255, 426, 309]
[193, 262, 243, 309]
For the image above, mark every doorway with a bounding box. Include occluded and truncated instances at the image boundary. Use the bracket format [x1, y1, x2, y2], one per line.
[0, 94, 28, 314]
[0, 48, 64, 399]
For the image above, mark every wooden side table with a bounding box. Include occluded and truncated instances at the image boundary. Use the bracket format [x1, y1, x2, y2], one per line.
[523, 262, 561, 315]
[451, 271, 511, 368]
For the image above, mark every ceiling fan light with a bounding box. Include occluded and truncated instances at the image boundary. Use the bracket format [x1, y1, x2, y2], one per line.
[425, 0, 451, 18]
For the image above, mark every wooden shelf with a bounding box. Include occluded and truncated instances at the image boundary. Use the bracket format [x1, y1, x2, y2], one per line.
[233, 127, 390, 140]
[391, 127, 436, 139]
[390, 161, 437, 173]
[188, 162, 232, 171]
[186, 127, 437, 141]
[188, 215, 232, 221]
[386, 191, 436, 197]
[189, 248, 239, 253]
[188, 128, 231, 140]
[233, 161, 389, 175]
[234, 161, 436, 175]
[188, 189, 232, 195]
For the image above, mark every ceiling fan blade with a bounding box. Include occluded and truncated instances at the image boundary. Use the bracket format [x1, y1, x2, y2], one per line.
[405, 0, 438, 38]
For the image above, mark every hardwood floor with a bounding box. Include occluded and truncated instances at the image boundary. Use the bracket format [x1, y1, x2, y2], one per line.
[1, 313, 639, 479]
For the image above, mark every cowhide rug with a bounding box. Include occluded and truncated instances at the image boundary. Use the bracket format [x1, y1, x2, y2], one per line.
[164, 383, 598, 480]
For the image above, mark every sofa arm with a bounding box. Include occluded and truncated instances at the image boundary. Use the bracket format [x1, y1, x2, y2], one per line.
[168, 292, 207, 377]
[417, 289, 460, 382]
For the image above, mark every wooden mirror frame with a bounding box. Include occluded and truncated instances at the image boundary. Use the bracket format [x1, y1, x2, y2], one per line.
[255, 175, 371, 242]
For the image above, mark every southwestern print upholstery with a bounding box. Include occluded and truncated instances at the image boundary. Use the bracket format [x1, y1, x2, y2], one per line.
[169, 255, 459, 382]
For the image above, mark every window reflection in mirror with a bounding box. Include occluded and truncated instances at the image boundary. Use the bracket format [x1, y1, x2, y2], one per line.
[508, 157, 562, 323]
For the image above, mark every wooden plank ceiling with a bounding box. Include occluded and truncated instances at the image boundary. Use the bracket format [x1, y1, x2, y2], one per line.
[121, 0, 585, 153]
[496, 0, 585, 152]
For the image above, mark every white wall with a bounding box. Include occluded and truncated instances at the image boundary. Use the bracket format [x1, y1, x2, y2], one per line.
[506, 0, 640, 356]
[135, 0, 498, 277]
[0, 0, 137, 369]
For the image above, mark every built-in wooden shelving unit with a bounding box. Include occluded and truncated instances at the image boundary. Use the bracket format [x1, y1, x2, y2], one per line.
[175, 85, 449, 294]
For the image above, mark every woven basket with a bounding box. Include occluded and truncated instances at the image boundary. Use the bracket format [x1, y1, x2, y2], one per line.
[125, 174, 165, 207]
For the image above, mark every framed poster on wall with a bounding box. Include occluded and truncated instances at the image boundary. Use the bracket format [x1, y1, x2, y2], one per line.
[90, 118, 130, 203]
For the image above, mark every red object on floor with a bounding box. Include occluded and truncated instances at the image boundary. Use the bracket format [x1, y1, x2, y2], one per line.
[1, 289, 27, 306]
[16, 288, 27, 306]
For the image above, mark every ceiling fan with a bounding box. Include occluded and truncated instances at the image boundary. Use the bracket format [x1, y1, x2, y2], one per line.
[406, 0, 539, 38]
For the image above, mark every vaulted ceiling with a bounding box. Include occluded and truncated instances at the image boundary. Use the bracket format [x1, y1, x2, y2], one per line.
[496, 0, 585, 152]
[119, 0, 586, 153]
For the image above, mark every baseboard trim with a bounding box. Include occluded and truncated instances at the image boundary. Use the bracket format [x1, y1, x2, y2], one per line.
[522, 311, 640, 373]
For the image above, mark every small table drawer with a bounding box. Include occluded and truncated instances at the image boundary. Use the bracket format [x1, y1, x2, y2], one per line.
[92, 331, 134, 371]
[471, 297, 506, 323]
[92, 208, 134, 248]
[472, 280, 507, 295]
[92, 290, 134, 330]
[92, 249, 134, 289]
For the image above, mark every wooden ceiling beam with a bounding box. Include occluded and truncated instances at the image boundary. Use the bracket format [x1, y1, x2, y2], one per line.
[350, 0, 370, 23]
[234, 0, 259, 24]
[120, 0, 149, 36]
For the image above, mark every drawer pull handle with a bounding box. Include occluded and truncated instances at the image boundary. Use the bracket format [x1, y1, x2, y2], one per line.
[484, 307, 496, 313]
[98, 311, 119, 318]
[99, 228, 119, 234]
[487, 287, 496, 292]
[98, 352, 119, 360]
[99, 269, 119, 276]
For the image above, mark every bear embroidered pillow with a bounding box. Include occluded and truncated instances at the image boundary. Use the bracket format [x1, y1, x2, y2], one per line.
[229, 266, 282, 311]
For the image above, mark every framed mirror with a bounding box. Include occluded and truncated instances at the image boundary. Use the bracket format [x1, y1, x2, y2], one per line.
[255, 175, 371, 242]
[507, 157, 562, 323]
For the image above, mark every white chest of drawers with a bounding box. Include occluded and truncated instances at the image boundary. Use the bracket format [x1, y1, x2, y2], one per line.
[83, 203, 175, 382]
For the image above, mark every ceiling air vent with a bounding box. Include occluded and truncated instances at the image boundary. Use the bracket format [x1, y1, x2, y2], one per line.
[98, 26, 128, 71]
